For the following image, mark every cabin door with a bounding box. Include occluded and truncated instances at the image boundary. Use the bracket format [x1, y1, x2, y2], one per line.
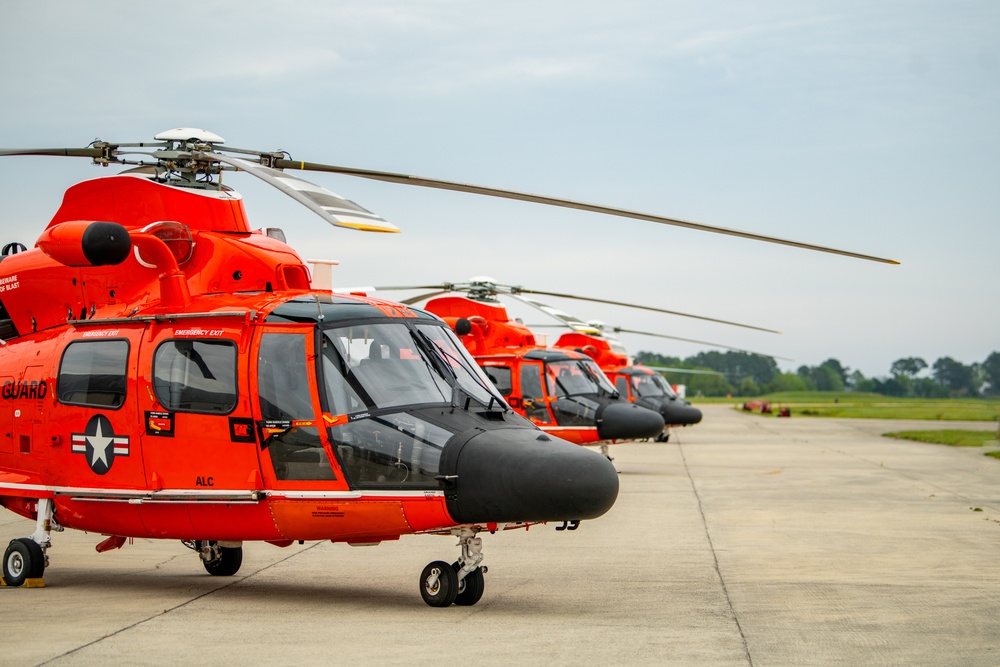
[252, 328, 347, 490]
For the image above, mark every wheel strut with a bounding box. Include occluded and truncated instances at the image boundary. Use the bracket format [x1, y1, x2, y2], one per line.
[452, 527, 484, 583]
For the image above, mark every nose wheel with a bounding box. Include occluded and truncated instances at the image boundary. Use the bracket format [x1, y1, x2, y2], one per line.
[452, 560, 485, 606]
[420, 560, 458, 606]
[419, 528, 487, 607]
[184, 540, 244, 576]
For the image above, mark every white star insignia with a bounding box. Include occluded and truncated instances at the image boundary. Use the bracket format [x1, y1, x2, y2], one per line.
[87, 420, 114, 469]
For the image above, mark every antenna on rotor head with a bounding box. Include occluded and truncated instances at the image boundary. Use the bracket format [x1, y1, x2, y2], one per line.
[153, 128, 226, 147]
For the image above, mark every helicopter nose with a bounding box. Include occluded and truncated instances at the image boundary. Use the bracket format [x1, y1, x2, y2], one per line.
[596, 401, 665, 441]
[440, 427, 619, 524]
[661, 401, 703, 426]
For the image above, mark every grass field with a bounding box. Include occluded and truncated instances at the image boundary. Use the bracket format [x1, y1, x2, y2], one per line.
[883, 429, 1000, 460]
[694, 392, 1000, 422]
[883, 429, 1000, 447]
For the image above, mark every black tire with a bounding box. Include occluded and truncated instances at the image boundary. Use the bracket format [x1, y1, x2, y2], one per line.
[3, 538, 44, 587]
[452, 562, 485, 606]
[203, 546, 243, 576]
[655, 431, 670, 443]
[420, 560, 458, 607]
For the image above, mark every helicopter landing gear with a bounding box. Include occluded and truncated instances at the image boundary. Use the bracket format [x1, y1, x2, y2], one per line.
[420, 560, 458, 607]
[655, 430, 671, 443]
[3, 538, 45, 587]
[185, 540, 244, 576]
[599, 443, 614, 461]
[420, 528, 487, 607]
[2, 498, 55, 587]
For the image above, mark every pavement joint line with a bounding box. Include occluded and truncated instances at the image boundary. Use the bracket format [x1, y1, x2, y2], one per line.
[679, 442, 754, 667]
[35, 541, 325, 666]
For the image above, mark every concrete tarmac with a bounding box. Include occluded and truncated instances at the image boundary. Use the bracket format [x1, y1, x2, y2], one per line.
[2, 405, 999, 666]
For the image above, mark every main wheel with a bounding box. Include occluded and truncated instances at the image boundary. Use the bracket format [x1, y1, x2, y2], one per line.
[3, 538, 45, 587]
[420, 560, 458, 607]
[203, 546, 243, 576]
[452, 562, 485, 606]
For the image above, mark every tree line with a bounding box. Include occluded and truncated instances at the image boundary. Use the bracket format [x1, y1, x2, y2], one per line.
[633, 350, 1000, 398]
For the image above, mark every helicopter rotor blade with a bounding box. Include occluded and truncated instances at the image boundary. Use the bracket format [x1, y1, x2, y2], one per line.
[0, 147, 106, 158]
[502, 292, 601, 334]
[370, 283, 457, 292]
[272, 158, 899, 265]
[398, 290, 454, 305]
[610, 326, 793, 361]
[511, 287, 781, 334]
[366, 284, 460, 305]
[204, 153, 399, 234]
[642, 365, 726, 376]
[0, 136, 899, 264]
[529, 321, 790, 360]
[370, 279, 779, 335]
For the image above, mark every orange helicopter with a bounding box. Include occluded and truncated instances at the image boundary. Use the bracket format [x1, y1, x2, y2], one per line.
[370, 279, 787, 443]
[0, 128, 896, 606]
[518, 288, 796, 442]
[363, 282, 666, 457]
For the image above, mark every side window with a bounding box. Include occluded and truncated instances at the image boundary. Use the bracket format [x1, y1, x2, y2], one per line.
[519, 363, 544, 399]
[483, 365, 512, 396]
[518, 362, 554, 424]
[258, 333, 313, 420]
[615, 376, 630, 399]
[58, 340, 129, 408]
[258, 333, 334, 482]
[153, 339, 237, 414]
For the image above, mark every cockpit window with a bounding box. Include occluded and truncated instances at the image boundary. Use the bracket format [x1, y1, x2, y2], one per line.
[330, 413, 452, 488]
[631, 374, 663, 398]
[315, 319, 506, 490]
[580, 359, 618, 395]
[545, 359, 616, 398]
[632, 373, 676, 398]
[256, 333, 334, 482]
[320, 323, 448, 410]
[258, 333, 313, 421]
[615, 376, 630, 397]
[652, 374, 678, 397]
[414, 323, 500, 406]
[319, 321, 501, 413]
[483, 365, 513, 396]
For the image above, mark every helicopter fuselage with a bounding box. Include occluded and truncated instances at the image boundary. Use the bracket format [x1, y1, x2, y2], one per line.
[555, 331, 703, 429]
[423, 296, 664, 444]
[0, 175, 619, 553]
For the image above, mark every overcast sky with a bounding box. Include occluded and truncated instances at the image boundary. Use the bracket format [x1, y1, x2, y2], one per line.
[1, 1, 997, 378]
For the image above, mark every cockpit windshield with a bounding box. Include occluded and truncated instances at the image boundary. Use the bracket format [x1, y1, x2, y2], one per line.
[319, 320, 502, 413]
[651, 373, 679, 398]
[632, 373, 677, 399]
[311, 319, 505, 489]
[413, 323, 500, 406]
[545, 359, 617, 398]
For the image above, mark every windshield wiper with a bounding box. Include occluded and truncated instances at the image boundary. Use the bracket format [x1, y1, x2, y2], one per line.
[578, 361, 618, 398]
[409, 329, 462, 409]
[321, 335, 377, 408]
[411, 329, 456, 379]
[410, 329, 506, 412]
